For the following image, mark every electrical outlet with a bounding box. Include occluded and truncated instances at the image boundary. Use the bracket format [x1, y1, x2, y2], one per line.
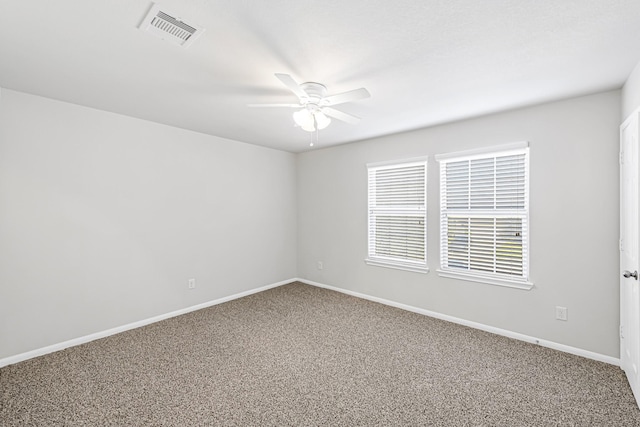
[317, 261, 323, 270]
[555, 306, 568, 321]
[188, 278, 196, 290]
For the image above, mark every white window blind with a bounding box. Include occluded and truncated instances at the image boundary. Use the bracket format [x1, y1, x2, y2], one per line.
[437, 143, 530, 288]
[366, 158, 428, 273]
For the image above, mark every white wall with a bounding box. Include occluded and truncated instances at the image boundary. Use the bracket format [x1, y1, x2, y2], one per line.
[623, 61, 640, 120]
[297, 90, 621, 358]
[0, 89, 297, 360]
[0, 87, 623, 362]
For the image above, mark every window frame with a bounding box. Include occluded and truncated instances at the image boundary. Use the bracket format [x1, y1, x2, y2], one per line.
[365, 157, 429, 274]
[435, 142, 533, 290]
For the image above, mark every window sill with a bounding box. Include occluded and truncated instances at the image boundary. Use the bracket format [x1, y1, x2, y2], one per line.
[436, 269, 533, 290]
[365, 258, 429, 274]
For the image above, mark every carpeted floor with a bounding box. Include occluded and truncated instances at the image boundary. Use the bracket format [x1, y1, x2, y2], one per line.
[1, 281, 639, 426]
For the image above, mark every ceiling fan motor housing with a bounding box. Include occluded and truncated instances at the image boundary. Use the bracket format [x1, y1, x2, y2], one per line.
[300, 82, 328, 105]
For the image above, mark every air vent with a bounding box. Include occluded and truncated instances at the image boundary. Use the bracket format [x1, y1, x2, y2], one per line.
[139, 3, 204, 48]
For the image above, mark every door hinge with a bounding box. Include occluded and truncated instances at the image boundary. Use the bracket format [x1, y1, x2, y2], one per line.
[621, 324, 625, 339]
[620, 238, 624, 252]
[620, 151, 624, 165]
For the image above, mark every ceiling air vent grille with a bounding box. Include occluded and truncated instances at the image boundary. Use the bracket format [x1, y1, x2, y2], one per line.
[139, 3, 204, 48]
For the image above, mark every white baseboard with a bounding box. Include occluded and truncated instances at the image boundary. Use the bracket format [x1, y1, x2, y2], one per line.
[2, 277, 620, 368]
[296, 278, 621, 367]
[0, 278, 295, 368]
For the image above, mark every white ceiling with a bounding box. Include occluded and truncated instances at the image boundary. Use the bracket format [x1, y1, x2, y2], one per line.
[1, 1, 640, 153]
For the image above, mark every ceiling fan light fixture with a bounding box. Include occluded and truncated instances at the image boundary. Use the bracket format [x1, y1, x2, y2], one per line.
[315, 112, 331, 130]
[301, 122, 316, 132]
[293, 109, 331, 132]
[293, 109, 314, 128]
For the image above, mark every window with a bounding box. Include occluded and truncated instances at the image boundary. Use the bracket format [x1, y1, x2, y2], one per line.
[436, 142, 532, 289]
[366, 158, 428, 273]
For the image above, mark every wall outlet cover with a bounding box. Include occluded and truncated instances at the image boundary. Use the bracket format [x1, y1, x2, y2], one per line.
[556, 306, 568, 321]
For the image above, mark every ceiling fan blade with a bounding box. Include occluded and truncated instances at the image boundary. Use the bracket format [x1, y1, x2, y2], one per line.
[323, 88, 370, 106]
[323, 107, 361, 124]
[274, 73, 308, 100]
[248, 103, 301, 108]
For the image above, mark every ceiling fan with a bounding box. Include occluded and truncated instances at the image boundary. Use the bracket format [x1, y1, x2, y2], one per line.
[249, 73, 370, 132]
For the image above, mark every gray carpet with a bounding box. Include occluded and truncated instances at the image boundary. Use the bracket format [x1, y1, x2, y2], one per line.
[1, 282, 639, 426]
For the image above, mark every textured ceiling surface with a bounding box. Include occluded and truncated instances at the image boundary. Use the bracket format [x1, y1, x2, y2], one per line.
[1, 0, 640, 152]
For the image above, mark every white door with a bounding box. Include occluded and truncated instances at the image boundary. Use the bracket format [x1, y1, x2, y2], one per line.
[621, 111, 640, 407]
